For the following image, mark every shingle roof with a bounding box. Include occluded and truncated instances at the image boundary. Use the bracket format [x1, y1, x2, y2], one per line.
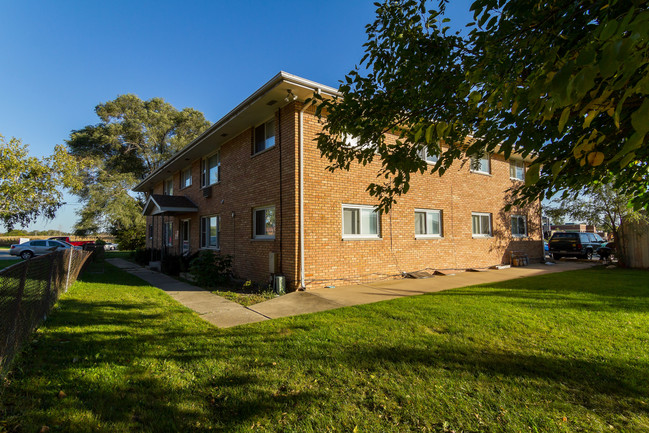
[143, 194, 198, 216]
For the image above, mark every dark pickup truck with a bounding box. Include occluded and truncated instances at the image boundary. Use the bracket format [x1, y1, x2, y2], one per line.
[548, 232, 605, 260]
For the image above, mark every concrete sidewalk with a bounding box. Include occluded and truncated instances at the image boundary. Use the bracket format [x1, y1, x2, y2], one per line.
[107, 258, 595, 328]
[106, 259, 269, 327]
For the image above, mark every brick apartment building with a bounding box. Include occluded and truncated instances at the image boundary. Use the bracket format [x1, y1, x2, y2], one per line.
[135, 72, 543, 289]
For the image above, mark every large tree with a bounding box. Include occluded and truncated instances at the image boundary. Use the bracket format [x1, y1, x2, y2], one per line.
[0, 135, 81, 230]
[313, 0, 649, 212]
[67, 94, 210, 235]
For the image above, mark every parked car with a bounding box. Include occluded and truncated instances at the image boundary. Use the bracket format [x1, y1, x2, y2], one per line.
[9, 239, 81, 260]
[103, 242, 118, 251]
[548, 232, 605, 260]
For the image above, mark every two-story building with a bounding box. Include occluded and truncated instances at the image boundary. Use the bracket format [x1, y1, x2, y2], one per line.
[135, 72, 543, 289]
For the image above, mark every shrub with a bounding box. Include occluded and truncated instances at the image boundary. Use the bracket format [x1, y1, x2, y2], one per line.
[189, 250, 233, 287]
[133, 248, 161, 266]
[161, 254, 183, 276]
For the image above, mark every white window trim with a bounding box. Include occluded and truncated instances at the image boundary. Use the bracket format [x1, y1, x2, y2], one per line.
[253, 205, 276, 240]
[200, 215, 220, 250]
[253, 118, 276, 155]
[472, 212, 492, 238]
[341, 204, 381, 240]
[509, 160, 525, 181]
[419, 148, 439, 165]
[414, 208, 443, 239]
[180, 167, 192, 190]
[342, 134, 375, 152]
[470, 154, 491, 175]
[201, 151, 220, 187]
[511, 215, 527, 237]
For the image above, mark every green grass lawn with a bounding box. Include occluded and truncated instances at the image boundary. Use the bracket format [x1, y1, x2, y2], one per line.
[1, 266, 647, 432]
[0, 259, 20, 270]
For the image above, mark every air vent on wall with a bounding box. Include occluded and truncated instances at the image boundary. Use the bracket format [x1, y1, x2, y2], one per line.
[202, 186, 212, 198]
[266, 100, 277, 106]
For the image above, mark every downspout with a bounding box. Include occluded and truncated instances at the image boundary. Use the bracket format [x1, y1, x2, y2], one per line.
[298, 98, 313, 289]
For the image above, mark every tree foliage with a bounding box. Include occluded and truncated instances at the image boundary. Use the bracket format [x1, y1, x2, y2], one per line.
[313, 0, 649, 211]
[67, 95, 210, 234]
[0, 135, 81, 230]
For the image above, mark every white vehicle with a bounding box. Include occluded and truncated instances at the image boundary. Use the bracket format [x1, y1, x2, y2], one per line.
[9, 239, 81, 260]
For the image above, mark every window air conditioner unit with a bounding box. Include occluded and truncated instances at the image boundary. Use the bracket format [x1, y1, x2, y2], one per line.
[202, 186, 212, 198]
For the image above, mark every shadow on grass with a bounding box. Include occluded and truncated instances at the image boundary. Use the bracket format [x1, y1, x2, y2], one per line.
[2, 266, 648, 431]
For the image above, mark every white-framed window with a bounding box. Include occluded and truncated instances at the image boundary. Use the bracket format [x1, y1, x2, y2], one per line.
[201, 151, 220, 187]
[419, 147, 439, 164]
[511, 215, 527, 237]
[253, 206, 276, 239]
[471, 154, 490, 174]
[342, 204, 380, 239]
[200, 215, 220, 249]
[163, 177, 173, 195]
[163, 221, 173, 246]
[181, 167, 192, 189]
[471, 212, 492, 237]
[415, 209, 442, 237]
[254, 118, 275, 154]
[509, 160, 525, 180]
[343, 134, 374, 151]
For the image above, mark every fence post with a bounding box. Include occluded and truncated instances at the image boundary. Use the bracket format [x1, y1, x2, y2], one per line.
[65, 249, 73, 292]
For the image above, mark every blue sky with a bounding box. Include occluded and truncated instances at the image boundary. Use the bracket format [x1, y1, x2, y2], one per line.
[0, 0, 473, 232]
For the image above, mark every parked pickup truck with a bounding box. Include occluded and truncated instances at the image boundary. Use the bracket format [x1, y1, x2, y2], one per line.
[48, 236, 95, 247]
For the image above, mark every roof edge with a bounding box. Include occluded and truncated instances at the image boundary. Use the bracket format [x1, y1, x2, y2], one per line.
[134, 72, 340, 192]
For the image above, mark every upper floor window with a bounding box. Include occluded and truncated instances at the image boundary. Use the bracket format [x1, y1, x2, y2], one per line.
[181, 167, 192, 189]
[419, 147, 439, 164]
[253, 206, 276, 239]
[254, 118, 275, 154]
[200, 215, 220, 249]
[201, 151, 220, 187]
[342, 204, 380, 239]
[163, 177, 173, 195]
[511, 215, 527, 237]
[510, 160, 525, 181]
[471, 154, 490, 175]
[472, 212, 492, 237]
[415, 209, 442, 237]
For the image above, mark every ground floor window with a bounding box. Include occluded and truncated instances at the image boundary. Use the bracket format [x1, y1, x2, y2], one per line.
[253, 206, 276, 239]
[415, 209, 442, 237]
[342, 204, 380, 239]
[511, 215, 527, 237]
[472, 212, 492, 237]
[201, 215, 220, 249]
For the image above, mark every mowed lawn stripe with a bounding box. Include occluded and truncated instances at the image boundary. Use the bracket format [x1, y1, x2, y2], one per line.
[1, 265, 647, 432]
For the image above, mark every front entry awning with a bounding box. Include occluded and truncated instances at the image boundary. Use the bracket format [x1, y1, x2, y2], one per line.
[143, 194, 198, 216]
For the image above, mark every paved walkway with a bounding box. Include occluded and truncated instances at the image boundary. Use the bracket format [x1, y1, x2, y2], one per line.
[106, 258, 595, 328]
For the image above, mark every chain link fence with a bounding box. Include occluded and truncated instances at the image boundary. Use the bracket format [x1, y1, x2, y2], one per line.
[0, 249, 92, 377]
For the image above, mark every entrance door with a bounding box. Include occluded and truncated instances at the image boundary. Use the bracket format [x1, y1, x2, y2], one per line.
[181, 220, 190, 255]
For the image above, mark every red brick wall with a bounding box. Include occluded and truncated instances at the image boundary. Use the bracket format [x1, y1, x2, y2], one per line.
[146, 103, 300, 285]
[147, 101, 542, 290]
[299, 104, 543, 288]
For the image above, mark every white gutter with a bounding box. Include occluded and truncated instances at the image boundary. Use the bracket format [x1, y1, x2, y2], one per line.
[298, 100, 310, 289]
